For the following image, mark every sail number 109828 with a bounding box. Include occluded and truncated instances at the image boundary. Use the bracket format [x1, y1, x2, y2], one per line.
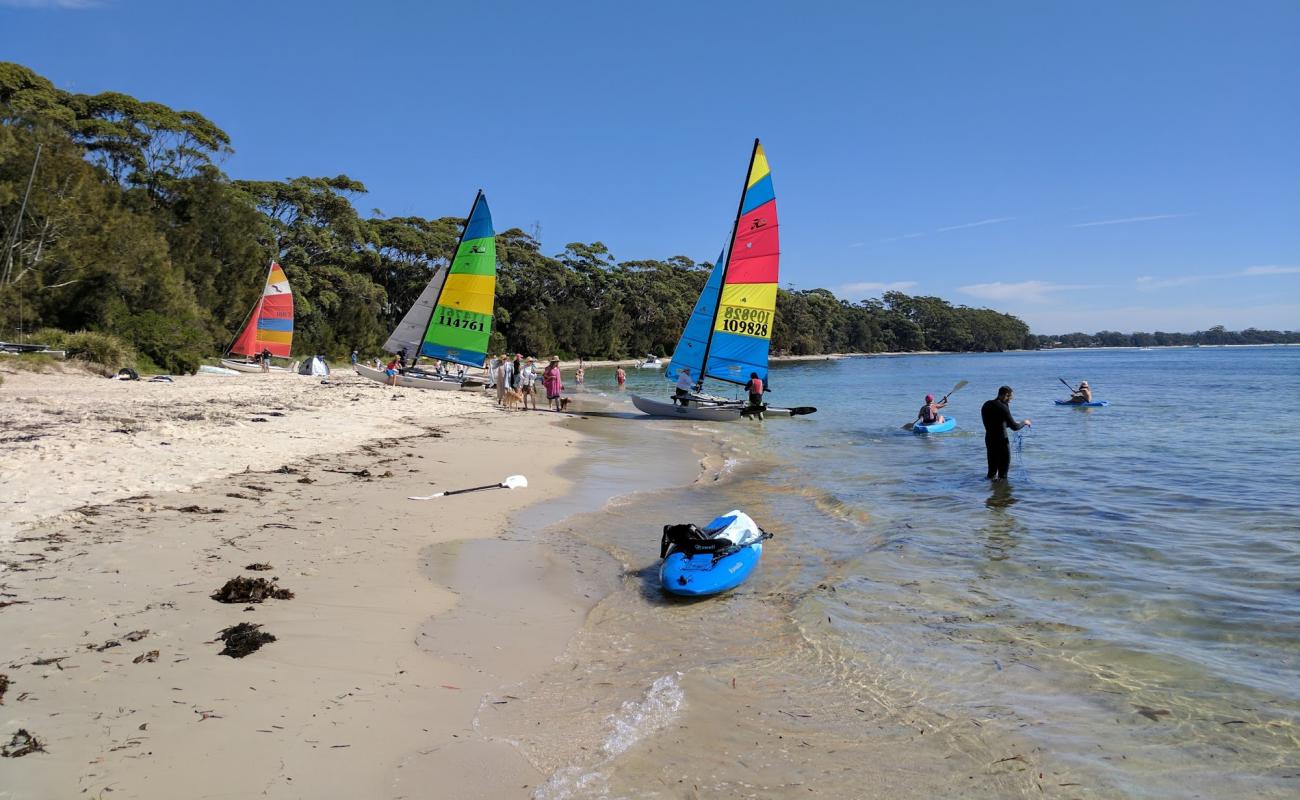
[718, 305, 772, 338]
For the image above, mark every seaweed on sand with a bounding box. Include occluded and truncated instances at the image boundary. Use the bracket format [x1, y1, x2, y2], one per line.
[1, 729, 45, 757]
[245, 563, 273, 571]
[217, 623, 275, 658]
[211, 577, 293, 603]
[0, 674, 9, 704]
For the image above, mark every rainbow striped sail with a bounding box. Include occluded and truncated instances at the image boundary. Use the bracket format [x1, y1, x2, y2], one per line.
[229, 261, 294, 358]
[669, 140, 779, 388]
[418, 191, 495, 368]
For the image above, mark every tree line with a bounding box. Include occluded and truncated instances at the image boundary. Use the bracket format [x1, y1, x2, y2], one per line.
[1033, 326, 1300, 348]
[3, 62, 1034, 372]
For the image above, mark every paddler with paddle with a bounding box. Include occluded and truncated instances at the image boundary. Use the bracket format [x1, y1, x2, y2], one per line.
[903, 380, 966, 431]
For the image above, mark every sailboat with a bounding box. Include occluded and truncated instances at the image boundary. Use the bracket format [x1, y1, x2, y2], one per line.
[356, 190, 495, 391]
[633, 140, 809, 420]
[221, 261, 295, 373]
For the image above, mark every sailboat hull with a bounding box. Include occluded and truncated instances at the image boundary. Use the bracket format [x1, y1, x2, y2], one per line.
[354, 363, 482, 392]
[220, 358, 293, 374]
[630, 394, 743, 421]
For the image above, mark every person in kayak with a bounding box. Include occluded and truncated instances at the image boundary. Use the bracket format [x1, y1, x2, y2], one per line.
[981, 385, 1031, 481]
[746, 372, 767, 420]
[674, 367, 694, 404]
[1069, 381, 1093, 403]
[919, 393, 947, 425]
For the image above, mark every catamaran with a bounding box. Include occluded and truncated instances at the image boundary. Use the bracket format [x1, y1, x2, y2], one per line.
[632, 140, 812, 420]
[356, 190, 495, 391]
[221, 261, 295, 373]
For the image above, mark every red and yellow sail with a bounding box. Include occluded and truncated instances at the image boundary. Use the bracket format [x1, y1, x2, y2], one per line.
[230, 261, 294, 358]
[703, 140, 779, 385]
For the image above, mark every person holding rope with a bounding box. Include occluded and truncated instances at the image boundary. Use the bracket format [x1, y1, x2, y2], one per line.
[980, 385, 1031, 481]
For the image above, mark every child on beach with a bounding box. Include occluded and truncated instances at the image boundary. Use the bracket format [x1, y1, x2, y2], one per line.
[384, 358, 400, 387]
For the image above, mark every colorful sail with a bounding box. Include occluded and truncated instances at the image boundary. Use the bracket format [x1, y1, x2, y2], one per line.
[384, 265, 448, 358]
[698, 140, 779, 386]
[229, 261, 294, 357]
[667, 249, 726, 385]
[418, 191, 495, 368]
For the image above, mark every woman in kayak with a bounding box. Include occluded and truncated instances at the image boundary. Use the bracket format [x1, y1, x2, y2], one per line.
[919, 393, 947, 425]
[1069, 381, 1093, 403]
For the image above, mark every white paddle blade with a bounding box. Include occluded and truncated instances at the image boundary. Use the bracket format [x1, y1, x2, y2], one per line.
[502, 475, 528, 490]
[407, 491, 446, 501]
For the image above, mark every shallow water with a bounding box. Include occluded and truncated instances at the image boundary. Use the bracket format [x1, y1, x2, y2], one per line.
[484, 347, 1300, 798]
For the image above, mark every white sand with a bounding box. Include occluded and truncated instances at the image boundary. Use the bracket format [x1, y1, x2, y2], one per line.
[0, 368, 492, 545]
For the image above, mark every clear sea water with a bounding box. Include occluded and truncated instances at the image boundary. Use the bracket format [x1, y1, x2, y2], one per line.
[481, 347, 1300, 798]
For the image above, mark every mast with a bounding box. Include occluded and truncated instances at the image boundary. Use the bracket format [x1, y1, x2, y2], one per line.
[694, 138, 760, 391]
[415, 190, 483, 367]
[2, 143, 42, 287]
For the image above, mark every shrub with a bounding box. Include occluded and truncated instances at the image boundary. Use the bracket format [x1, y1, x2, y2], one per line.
[62, 330, 135, 371]
[115, 311, 211, 375]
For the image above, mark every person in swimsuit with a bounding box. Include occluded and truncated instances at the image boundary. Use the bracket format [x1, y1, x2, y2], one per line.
[746, 372, 766, 420]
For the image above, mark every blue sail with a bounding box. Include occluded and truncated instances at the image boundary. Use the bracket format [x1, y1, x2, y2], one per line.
[666, 249, 726, 386]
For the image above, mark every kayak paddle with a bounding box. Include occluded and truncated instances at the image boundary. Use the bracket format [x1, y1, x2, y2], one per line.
[902, 379, 968, 430]
[408, 474, 528, 501]
[1059, 377, 1080, 393]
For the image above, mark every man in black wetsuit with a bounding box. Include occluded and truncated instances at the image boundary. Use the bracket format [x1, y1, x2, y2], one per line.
[980, 385, 1032, 481]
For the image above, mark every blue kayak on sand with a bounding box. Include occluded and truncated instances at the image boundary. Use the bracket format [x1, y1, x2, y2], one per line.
[1055, 400, 1110, 407]
[913, 416, 956, 434]
[659, 510, 771, 597]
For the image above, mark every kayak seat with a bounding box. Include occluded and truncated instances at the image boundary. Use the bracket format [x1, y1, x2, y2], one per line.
[660, 524, 732, 559]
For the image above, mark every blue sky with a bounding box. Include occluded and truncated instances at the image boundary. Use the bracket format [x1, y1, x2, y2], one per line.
[4, 0, 1298, 333]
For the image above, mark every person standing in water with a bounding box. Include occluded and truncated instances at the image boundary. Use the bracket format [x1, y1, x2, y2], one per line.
[981, 385, 1031, 481]
[674, 367, 694, 404]
[615, 366, 626, 388]
[746, 372, 766, 420]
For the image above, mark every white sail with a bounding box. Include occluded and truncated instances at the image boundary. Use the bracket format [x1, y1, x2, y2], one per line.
[383, 265, 448, 357]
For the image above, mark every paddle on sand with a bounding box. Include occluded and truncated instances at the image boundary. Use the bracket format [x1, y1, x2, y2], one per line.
[902, 380, 968, 430]
[408, 474, 528, 501]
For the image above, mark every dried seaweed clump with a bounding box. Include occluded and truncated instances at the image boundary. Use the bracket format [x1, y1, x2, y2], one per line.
[244, 563, 273, 571]
[0, 674, 9, 705]
[1, 729, 45, 757]
[217, 622, 276, 658]
[211, 576, 293, 603]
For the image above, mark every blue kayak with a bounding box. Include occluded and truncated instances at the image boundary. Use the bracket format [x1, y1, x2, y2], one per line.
[1055, 400, 1110, 407]
[913, 416, 956, 434]
[659, 510, 770, 597]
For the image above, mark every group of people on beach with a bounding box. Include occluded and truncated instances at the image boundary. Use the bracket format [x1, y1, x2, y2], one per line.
[488, 354, 566, 411]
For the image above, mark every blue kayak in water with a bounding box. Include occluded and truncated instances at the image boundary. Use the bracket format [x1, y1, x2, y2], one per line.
[659, 510, 770, 597]
[1055, 400, 1110, 407]
[913, 417, 956, 433]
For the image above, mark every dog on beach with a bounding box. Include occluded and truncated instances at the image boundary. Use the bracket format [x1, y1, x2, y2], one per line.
[503, 388, 525, 409]
[558, 397, 571, 412]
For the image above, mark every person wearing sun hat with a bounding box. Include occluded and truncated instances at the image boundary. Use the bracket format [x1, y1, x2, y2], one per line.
[542, 357, 563, 411]
[1070, 381, 1093, 403]
[918, 392, 947, 425]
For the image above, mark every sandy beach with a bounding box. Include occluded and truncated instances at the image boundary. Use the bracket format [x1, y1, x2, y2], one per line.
[0, 366, 607, 798]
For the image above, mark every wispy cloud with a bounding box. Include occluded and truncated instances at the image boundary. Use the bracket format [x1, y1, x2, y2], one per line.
[1240, 265, 1300, 276]
[838, 281, 919, 297]
[1137, 265, 1300, 291]
[847, 242, 866, 248]
[878, 216, 1014, 243]
[935, 217, 1015, 233]
[0, 0, 102, 7]
[1136, 275, 1208, 291]
[1071, 213, 1193, 228]
[958, 280, 1091, 303]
